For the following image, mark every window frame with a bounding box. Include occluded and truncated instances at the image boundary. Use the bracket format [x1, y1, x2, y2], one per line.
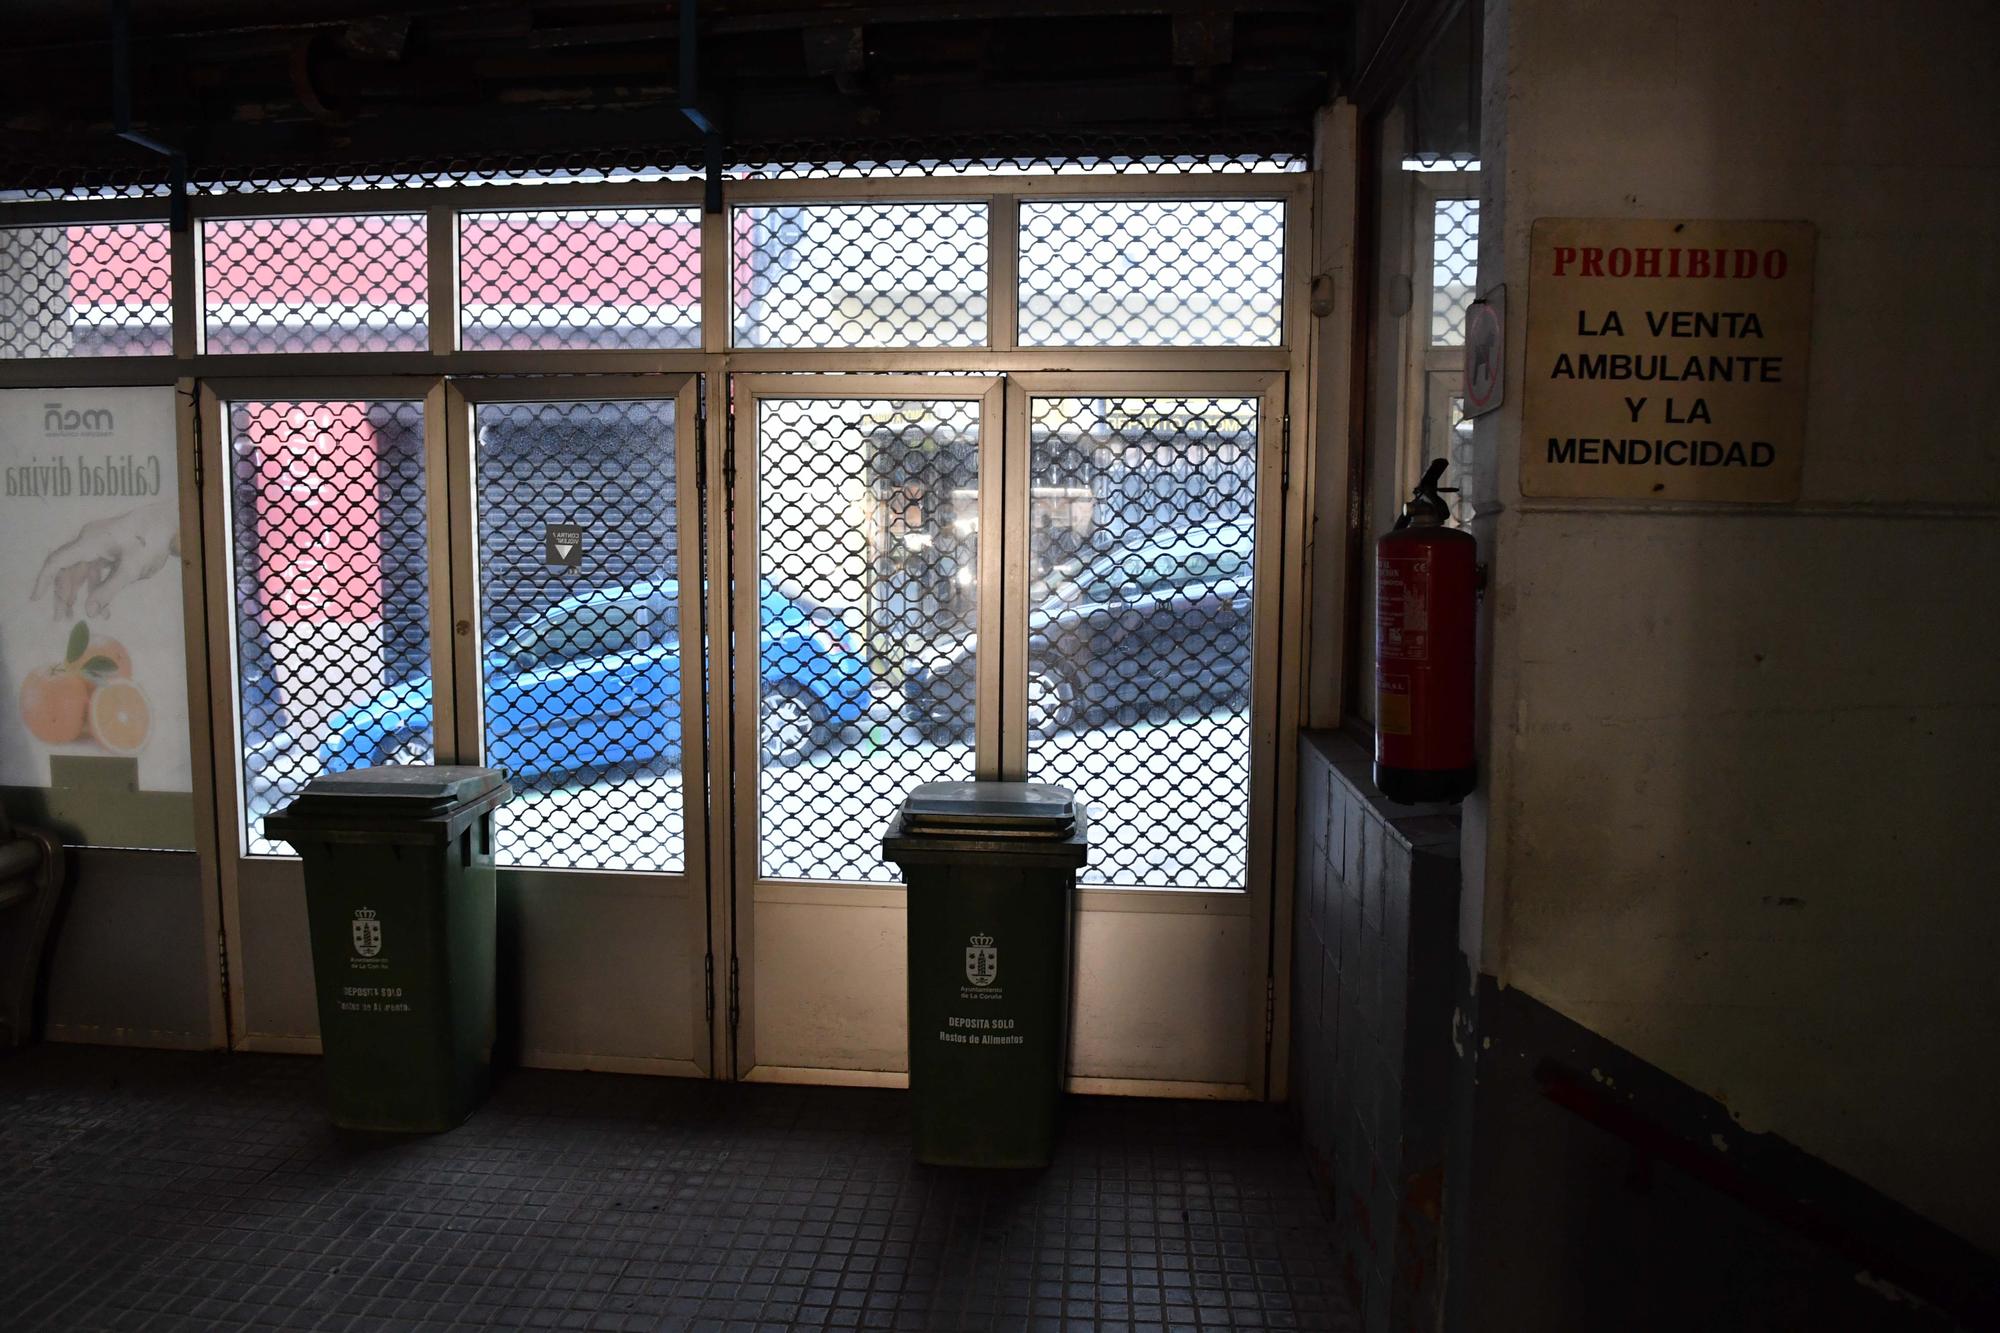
[1397, 169, 1482, 507]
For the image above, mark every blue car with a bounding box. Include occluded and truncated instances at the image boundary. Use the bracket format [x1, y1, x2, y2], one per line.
[320, 580, 871, 783]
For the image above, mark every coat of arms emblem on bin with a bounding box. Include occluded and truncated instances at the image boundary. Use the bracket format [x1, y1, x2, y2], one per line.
[964, 933, 998, 987]
[351, 907, 383, 959]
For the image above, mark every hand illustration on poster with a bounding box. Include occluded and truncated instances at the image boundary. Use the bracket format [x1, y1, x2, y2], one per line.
[32, 497, 180, 619]
[0, 388, 191, 794]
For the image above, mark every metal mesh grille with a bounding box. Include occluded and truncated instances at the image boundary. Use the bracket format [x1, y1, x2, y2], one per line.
[228, 399, 432, 856]
[184, 154, 1300, 192]
[1401, 155, 1482, 173]
[459, 209, 702, 351]
[1026, 396, 1257, 890]
[1430, 198, 1479, 347]
[0, 223, 171, 358]
[474, 399, 687, 873]
[0, 163, 171, 202]
[1019, 200, 1285, 347]
[196, 160, 704, 196]
[730, 152, 1308, 180]
[734, 204, 987, 348]
[757, 397, 979, 882]
[203, 215, 427, 355]
[1425, 385, 1476, 527]
[1, 134, 1304, 199]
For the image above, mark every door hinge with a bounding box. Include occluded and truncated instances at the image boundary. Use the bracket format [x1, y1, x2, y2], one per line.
[187, 386, 206, 490]
[703, 951, 714, 1026]
[722, 419, 737, 492]
[694, 416, 706, 497]
[728, 954, 741, 1031]
[1279, 415, 1292, 493]
[1264, 973, 1277, 1044]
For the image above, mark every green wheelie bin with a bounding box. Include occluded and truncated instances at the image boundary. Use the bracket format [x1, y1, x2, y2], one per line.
[883, 781, 1090, 1167]
[264, 765, 511, 1132]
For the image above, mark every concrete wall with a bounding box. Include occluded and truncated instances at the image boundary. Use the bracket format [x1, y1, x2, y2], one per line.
[1470, 0, 2000, 1253]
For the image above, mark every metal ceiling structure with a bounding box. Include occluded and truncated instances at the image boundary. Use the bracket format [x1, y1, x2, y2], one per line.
[0, 1, 1346, 190]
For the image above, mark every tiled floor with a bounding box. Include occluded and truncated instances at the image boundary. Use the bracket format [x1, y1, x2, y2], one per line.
[0, 1046, 1350, 1331]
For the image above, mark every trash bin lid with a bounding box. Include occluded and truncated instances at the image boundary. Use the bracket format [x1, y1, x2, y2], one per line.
[898, 781, 1077, 839]
[280, 765, 510, 820]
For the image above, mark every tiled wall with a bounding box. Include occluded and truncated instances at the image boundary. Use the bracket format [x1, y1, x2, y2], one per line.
[1291, 732, 1460, 1333]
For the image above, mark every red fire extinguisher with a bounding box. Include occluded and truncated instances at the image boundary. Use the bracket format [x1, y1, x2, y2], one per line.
[1374, 459, 1476, 804]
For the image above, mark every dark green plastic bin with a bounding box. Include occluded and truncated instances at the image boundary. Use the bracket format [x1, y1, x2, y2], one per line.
[265, 765, 511, 1133]
[883, 781, 1090, 1168]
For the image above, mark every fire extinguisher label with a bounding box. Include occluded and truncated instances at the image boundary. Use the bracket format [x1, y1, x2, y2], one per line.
[1378, 671, 1413, 734]
[1379, 554, 1431, 664]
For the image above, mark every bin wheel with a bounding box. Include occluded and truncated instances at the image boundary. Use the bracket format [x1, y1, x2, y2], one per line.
[761, 683, 828, 767]
[1026, 665, 1078, 737]
[372, 729, 431, 766]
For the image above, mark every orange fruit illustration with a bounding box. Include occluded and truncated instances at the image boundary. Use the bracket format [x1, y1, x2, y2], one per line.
[19, 666, 90, 745]
[84, 638, 133, 678]
[87, 678, 152, 756]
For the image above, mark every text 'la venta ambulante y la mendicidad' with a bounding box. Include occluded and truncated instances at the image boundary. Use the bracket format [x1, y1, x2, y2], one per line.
[1522, 218, 1816, 502]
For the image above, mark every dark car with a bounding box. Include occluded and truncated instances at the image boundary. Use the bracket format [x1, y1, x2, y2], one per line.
[906, 520, 1254, 740]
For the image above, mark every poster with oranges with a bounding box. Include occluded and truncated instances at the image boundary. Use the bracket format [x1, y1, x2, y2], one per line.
[0, 387, 191, 796]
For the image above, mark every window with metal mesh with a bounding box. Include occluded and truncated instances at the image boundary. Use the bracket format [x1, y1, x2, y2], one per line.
[1401, 155, 1482, 173]
[1430, 198, 1479, 346]
[756, 397, 979, 881]
[733, 204, 987, 348]
[193, 160, 705, 196]
[4, 135, 1302, 199]
[1424, 383, 1477, 527]
[473, 398, 688, 873]
[729, 152, 1308, 180]
[203, 214, 427, 355]
[1018, 200, 1285, 347]
[0, 222, 171, 358]
[1026, 396, 1258, 890]
[459, 208, 702, 351]
[0, 181, 171, 203]
[227, 399, 432, 856]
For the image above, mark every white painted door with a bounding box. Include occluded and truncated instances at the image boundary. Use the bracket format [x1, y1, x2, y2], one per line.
[1004, 374, 1287, 1097]
[729, 376, 1004, 1083]
[201, 376, 714, 1074]
[199, 379, 454, 1053]
[729, 372, 1287, 1097]
[443, 377, 712, 1075]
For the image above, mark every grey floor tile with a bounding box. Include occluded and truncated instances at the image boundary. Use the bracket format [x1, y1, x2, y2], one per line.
[0, 1045, 1353, 1332]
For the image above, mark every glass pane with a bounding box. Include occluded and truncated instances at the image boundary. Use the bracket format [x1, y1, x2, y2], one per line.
[1430, 197, 1479, 346]
[758, 398, 979, 881]
[228, 400, 431, 855]
[1027, 396, 1258, 890]
[1018, 200, 1285, 347]
[734, 204, 988, 348]
[203, 215, 428, 355]
[474, 399, 686, 873]
[459, 208, 702, 351]
[1425, 376, 1476, 526]
[0, 222, 172, 358]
